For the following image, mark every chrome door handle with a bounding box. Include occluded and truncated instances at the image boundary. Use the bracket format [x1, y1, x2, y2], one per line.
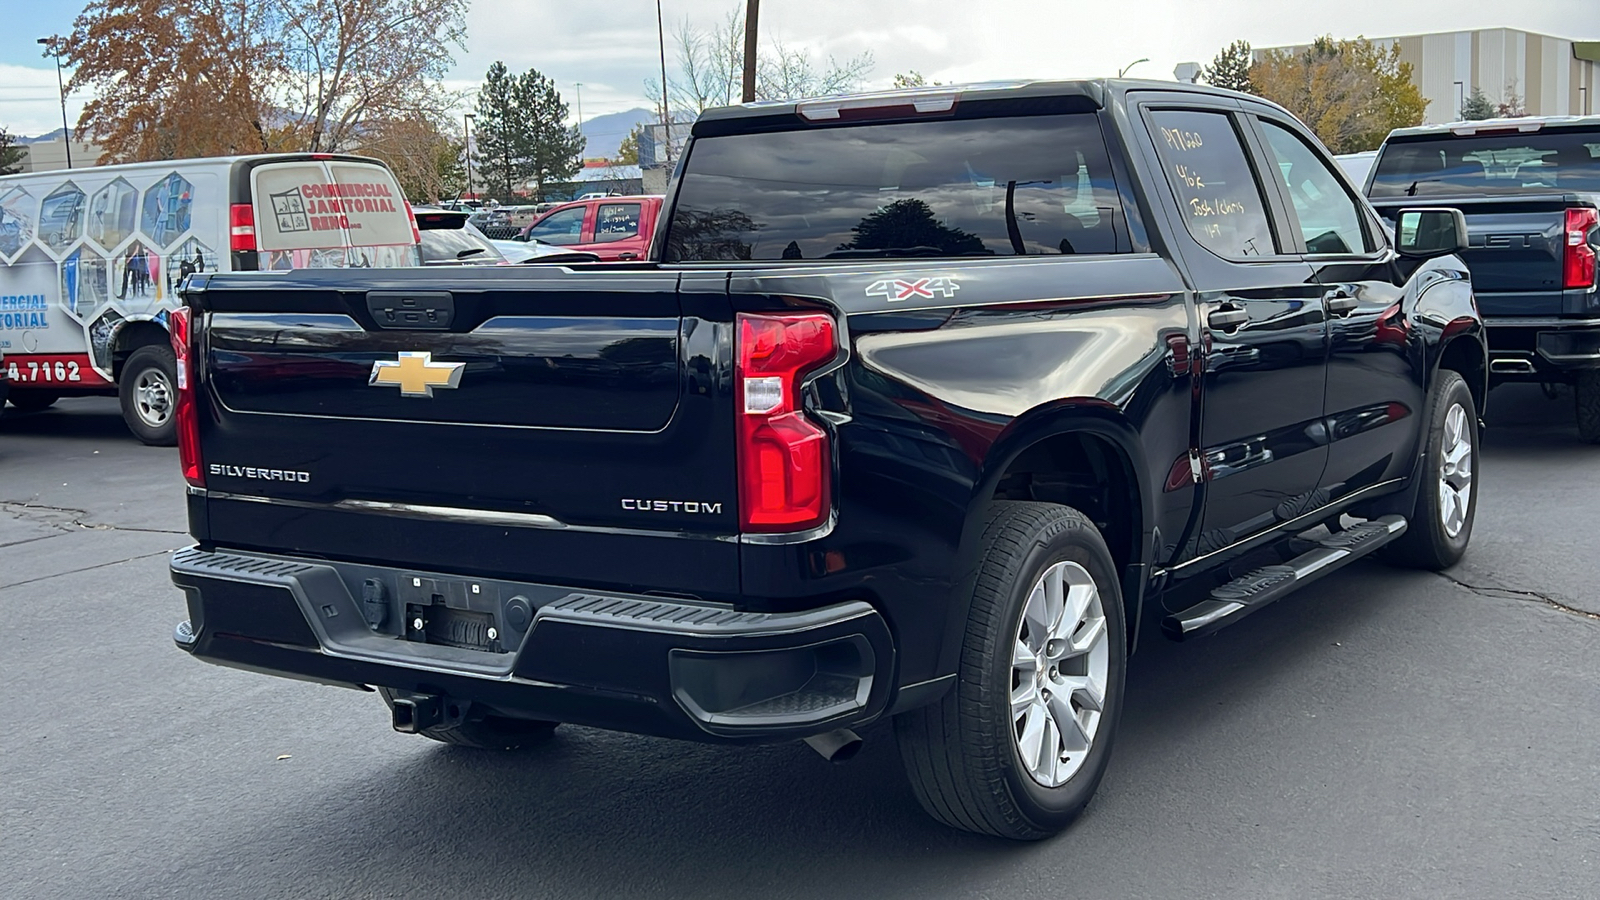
[1324, 291, 1359, 316]
[1208, 306, 1249, 331]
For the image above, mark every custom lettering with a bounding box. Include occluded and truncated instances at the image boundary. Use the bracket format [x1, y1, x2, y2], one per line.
[619, 499, 724, 514]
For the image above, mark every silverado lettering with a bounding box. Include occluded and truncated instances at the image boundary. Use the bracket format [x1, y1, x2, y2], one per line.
[207, 464, 311, 483]
[171, 80, 1485, 841]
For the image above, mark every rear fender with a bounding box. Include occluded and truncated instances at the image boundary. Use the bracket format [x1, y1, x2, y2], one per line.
[935, 402, 1154, 676]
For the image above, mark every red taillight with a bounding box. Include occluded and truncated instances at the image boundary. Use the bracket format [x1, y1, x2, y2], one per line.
[735, 312, 836, 532]
[405, 202, 422, 245]
[1564, 208, 1598, 290]
[229, 203, 256, 253]
[170, 306, 203, 487]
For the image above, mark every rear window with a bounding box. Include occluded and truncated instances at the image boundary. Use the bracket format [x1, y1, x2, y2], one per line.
[251, 160, 419, 268]
[663, 114, 1125, 261]
[418, 221, 504, 265]
[1369, 129, 1600, 198]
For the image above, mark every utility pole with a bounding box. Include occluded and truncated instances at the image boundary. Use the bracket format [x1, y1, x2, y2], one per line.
[37, 37, 73, 169]
[574, 82, 584, 143]
[656, 0, 672, 163]
[464, 113, 475, 201]
[742, 0, 760, 103]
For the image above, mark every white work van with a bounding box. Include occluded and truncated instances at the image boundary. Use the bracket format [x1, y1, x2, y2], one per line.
[0, 153, 419, 443]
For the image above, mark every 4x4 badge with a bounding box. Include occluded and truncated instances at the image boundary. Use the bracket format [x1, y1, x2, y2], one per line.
[369, 351, 465, 398]
[866, 276, 960, 302]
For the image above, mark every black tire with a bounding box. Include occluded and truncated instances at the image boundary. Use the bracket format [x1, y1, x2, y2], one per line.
[377, 688, 558, 750]
[7, 390, 60, 412]
[1577, 371, 1600, 445]
[895, 501, 1127, 840]
[118, 345, 178, 446]
[1382, 369, 1478, 569]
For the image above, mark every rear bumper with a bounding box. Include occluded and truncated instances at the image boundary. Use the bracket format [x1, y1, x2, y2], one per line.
[1483, 316, 1600, 381]
[171, 547, 895, 743]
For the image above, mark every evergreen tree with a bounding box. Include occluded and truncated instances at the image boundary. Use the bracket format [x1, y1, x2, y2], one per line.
[519, 69, 585, 201]
[473, 62, 529, 201]
[472, 63, 584, 201]
[0, 125, 25, 175]
[1203, 41, 1255, 93]
[1459, 87, 1496, 120]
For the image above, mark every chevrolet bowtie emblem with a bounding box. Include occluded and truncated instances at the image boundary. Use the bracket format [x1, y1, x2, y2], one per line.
[369, 351, 465, 398]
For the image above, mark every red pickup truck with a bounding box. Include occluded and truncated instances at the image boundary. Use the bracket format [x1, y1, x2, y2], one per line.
[514, 195, 664, 261]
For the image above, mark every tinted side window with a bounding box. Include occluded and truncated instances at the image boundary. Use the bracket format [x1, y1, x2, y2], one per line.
[593, 203, 642, 243]
[527, 206, 587, 245]
[1147, 109, 1277, 258]
[1259, 121, 1372, 254]
[665, 114, 1125, 262]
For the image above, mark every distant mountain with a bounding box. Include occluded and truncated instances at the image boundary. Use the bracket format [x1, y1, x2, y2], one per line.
[17, 129, 67, 144]
[578, 107, 654, 160]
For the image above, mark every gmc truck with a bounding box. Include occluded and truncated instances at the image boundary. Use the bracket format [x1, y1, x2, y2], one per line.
[1366, 116, 1600, 441]
[169, 81, 1484, 840]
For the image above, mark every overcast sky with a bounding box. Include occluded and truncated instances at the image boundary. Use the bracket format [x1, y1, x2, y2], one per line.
[1, 0, 1595, 139]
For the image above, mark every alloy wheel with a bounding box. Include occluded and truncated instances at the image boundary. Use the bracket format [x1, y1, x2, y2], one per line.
[1438, 402, 1473, 538]
[1010, 560, 1110, 788]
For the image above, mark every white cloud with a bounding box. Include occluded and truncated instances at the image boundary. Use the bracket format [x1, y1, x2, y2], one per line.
[0, 63, 89, 139]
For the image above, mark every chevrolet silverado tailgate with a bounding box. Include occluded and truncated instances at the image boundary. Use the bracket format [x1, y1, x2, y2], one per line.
[186, 266, 740, 595]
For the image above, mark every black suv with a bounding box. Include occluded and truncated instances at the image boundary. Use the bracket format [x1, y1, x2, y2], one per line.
[169, 80, 1483, 839]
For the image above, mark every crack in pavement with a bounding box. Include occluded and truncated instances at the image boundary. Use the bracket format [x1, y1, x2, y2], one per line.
[0, 500, 187, 538]
[1437, 572, 1600, 622]
[0, 549, 177, 592]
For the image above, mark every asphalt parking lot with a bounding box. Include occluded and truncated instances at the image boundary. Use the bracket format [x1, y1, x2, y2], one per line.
[2, 388, 1597, 900]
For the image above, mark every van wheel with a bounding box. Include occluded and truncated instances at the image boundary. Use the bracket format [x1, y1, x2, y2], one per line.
[377, 688, 559, 750]
[1577, 371, 1600, 445]
[118, 345, 178, 446]
[7, 390, 60, 412]
[895, 501, 1126, 840]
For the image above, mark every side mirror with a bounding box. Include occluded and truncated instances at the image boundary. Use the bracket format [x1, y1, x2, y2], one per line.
[1395, 208, 1468, 259]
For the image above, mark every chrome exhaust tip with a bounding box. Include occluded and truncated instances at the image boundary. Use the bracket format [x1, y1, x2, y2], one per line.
[803, 728, 863, 763]
[1490, 358, 1536, 375]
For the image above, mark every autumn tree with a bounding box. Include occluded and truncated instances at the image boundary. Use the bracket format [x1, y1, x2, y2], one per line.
[1203, 40, 1255, 93]
[617, 125, 643, 165]
[53, 0, 282, 160]
[648, 5, 874, 116]
[280, 0, 467, 153]
[473, 63, 585, 202]
[893, 71, 941, 89]
[1250, 36, 1429, 154]
[1496, 83, 1527, 118]
[54, 0, 467, 163]
[355, 113, 464, 202]
[0, 125, 25, 175]
[1460, 87, 1496, 120]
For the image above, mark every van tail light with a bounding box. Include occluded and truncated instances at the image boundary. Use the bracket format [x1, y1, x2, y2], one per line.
[1564, 208, 1598, 290]
[229, 203, 256, 253]
[405, 202, 422, 245]
[170, 306, 203, 487]
[736, 312, 837, 533]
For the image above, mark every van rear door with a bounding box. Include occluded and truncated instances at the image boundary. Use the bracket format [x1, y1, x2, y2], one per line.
[245, 157, 419, 270]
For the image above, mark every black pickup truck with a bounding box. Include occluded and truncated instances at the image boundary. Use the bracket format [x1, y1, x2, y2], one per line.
[1366, 116, 1600, 440]
[169, 80, 1484, 839]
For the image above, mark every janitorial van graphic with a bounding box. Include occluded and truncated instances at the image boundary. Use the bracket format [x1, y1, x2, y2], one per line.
[0, 154, 420, 443]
